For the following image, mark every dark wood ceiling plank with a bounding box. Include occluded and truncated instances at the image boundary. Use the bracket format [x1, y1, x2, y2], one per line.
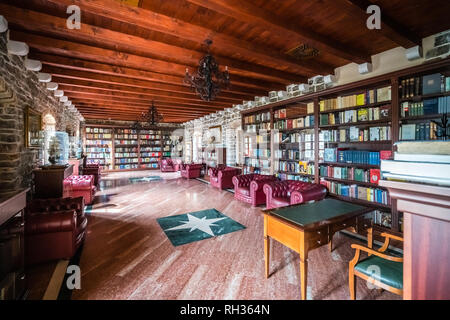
[1, 4, 300, 86]
[42, 0, 334, 75]
[334, 0, 421, 48]
[184, 0, 370, 63]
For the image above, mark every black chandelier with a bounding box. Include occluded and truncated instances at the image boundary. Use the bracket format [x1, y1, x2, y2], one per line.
[184, 39, 230, 101]
[132, 101, 163, 130]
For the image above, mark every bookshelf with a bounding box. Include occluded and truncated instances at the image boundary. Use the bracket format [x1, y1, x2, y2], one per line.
[242, 110, 271, 175]
[161, 131, 172, 158]
[240, 57, 450, 237]
[84, 125, 175, 172]
[84, 126, 113, 170]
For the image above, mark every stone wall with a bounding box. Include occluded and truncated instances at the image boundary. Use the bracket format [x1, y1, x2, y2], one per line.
[0, 32, 80, 197]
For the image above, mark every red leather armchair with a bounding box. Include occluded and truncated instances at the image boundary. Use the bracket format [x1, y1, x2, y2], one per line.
[263, 180, 327, 209]
[180, 163, 203, 179]
[160, 158, 177, 172]
[64, 175, 96, 205]
[209, 167, 242, 190]
[232, 174, 278, 206]
[25, 197, 87, 265]
[82, 163, 101, 186]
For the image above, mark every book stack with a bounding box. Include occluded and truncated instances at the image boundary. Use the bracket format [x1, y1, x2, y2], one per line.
[401, 97, 450, 117]
[320, 180, 390, 205]
[381, 141, 450, 186]
[323, 148, 385, 165]
[319, 105, 390, 125]
[322, 126, 391, 142]
[400, 122, 442, 141]
[400, 73, 450, 99]
[319, 165, 381, 184]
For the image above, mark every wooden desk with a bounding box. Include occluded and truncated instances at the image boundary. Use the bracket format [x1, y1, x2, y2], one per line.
[262, 198, 373, 300]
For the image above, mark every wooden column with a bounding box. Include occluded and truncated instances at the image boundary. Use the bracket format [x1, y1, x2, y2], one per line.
[313, 98, 320, 184]
[380, 180, 450, 300]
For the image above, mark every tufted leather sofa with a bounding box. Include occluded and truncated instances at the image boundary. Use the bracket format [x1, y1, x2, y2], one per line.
[82, 163, 101, 186]
[263, 180, 328, 209]
[232, 174, 278, 206]
[25, 196, 87, 265]
[160, 158, 178, 172]
[64, 175, 96, 205]
[180, 163, 203, 179]
[209, 166, 242, 190]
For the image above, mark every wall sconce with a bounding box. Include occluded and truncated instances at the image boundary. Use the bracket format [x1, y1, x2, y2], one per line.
[358, 62, 373, 74]
[7, 40, 29, 56]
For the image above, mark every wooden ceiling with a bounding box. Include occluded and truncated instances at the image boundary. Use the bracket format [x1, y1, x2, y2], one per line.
[2, 0, 450, 123]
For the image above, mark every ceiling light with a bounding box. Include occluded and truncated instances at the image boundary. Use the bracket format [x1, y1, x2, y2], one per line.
[0, 15, 8, 33]
[54, 90, 64, 97]
[7, 40, 29, 56]
[38, 73, 52, 82]
[24, 59, 42, 71]
[46, 82, 58, 90]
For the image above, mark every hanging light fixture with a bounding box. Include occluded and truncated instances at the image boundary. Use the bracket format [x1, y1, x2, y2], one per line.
[184, 39, 230, 101]
[131, 100, 163, 130]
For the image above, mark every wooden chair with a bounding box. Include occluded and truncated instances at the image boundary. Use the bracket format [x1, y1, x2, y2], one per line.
[349, 232, 403, 299]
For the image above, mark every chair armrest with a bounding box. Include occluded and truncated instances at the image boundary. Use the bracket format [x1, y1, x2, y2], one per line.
[379, 232, 404, 253]
[220, 169, 241, 177]
[290, 184, 327, 204]
[350, 244, 403, 265]
[250, 177, 277, 192]
[232, 174, 253, 188]
[26, 210, 77, 235]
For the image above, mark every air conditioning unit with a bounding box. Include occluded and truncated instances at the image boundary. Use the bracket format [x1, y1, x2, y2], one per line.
[425, 29, 450, 61]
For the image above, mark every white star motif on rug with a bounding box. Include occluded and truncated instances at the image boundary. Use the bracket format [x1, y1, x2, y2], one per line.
[164, 214, 227, 236]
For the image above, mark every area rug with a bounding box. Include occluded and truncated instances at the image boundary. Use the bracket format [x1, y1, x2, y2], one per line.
[129, 176, 162, 183]
[157, 208, 246, 246]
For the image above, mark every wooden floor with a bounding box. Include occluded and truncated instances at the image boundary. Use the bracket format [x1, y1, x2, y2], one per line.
[30, 170, 401, 300]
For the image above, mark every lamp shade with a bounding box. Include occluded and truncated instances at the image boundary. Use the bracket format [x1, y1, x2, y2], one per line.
[38, 73, 52, 82]
[0, 15, 8, 33]
[46, 82, 58, 90]
[54, 90, 64, 97]
[24, 59, 42, 71]
[7, 40, 29, 56]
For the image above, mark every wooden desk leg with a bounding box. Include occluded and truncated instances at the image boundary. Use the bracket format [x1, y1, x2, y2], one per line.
[299, 232, 308, 300]
[264, 236, 270, 278]
[329, 235, 333, 252]
[264, 215, 270, 278]
[367, 227, 373, 256]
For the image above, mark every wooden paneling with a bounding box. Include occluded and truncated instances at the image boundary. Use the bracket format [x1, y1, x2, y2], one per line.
[2, 0, 450, 122]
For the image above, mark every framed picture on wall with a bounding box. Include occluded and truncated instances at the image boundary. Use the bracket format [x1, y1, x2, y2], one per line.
[25, 107, 42, 149]
[208, 125, 222, 144]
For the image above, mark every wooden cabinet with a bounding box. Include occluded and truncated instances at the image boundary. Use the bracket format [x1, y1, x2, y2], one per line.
[32, 165, 73, 199]
[0, 189, 28, 300]
[380, 180, 450, 300]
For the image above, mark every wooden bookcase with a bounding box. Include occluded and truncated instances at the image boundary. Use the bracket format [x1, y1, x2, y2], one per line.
[241, 57, 450, 237]
[84, 124, 175, 172]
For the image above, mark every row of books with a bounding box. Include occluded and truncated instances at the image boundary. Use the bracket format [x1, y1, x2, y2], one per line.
[115, 147, 138, 152]
[245, 122, 271, 132]
[115, 134, 138, 140]
[87, 159, 110, 165]
[141, 158, 159, 163]
[87, 153, 111, 159]
[319, 105, 390, 125]
[141, 147, 161, 152]
[323, 149, 390, 165]
[141, 163, 160, 169]
[322, 126, 391, 143]
[277, 161, 314, 175]
[114, 164, 140, 170]
[274, 116, 314, 130]
[244, 158, 270, 169]
[85, 133, 112, 139]
[400, 73, 450, 99]
[162, 152, 171, 157]
[140, 130, 162, 134]
[401, 97, 450, 117]
[85, 147, 110, 153]
[243, 112, 271, 124]
[248, 149, 271, 158]
[400, 122, 449, 141]
[319, 166, 381, 185]
[114, 140, 138, 145]
[274, 149, 301, 160]
[116, 158, 139, 164]
[320, 180, 390, 205]
[277, 173, 313, 182]
[85, 140, 112, 146]
[140, 135, 161, 139]
[274, 132, 302, 144]
[319, 86, 391, 112]
[115, 129, 138, 134]
[86, 128, 112, 134]
[114, 153, 138, 158]
[141, 152, 161, 157]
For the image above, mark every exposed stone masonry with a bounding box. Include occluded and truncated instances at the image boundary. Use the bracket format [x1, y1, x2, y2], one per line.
[0, 32, 80, 197]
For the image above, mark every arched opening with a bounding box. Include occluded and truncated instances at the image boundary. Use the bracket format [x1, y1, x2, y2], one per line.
[42, 113, 56, 132]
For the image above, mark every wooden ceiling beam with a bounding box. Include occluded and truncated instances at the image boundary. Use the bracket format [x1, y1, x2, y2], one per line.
[334, 0, 421, 48]
[0, 4, 302, 85]
[62, 90, 227, 109]
[10, 30, 265, 97]
[184, 0, 370, 63]
[31, 53, 283, 91]
[56, 81, 240, 105]
[42, 0, 334, 75]
[39, 65, 254, 101]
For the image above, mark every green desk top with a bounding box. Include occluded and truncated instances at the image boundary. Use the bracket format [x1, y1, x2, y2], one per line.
[266, 198, 370, 229]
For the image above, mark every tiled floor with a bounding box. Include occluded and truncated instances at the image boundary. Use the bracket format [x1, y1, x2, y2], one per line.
[28, 170, 400, 300]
